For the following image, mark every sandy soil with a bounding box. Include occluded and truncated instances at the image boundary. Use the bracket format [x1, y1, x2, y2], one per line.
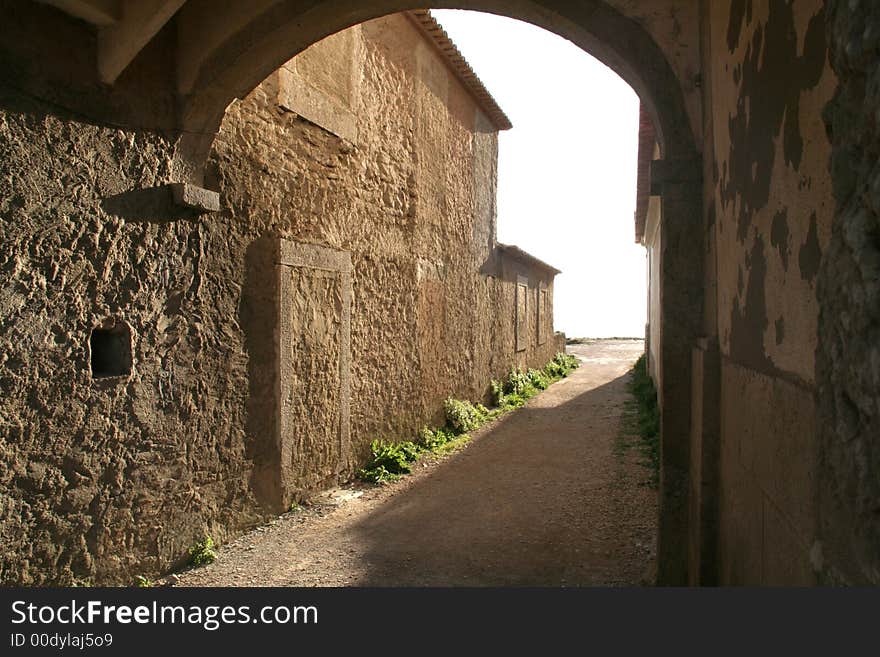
[178, 339, 657, 587]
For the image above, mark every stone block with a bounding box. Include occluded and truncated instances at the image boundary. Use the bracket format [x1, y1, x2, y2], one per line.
[169, 182, 220, 212]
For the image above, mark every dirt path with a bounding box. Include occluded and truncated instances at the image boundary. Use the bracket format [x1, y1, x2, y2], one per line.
[178, 339, 657, 587]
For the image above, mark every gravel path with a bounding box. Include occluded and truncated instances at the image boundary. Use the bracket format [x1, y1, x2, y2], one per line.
[178, 339, 657, 587]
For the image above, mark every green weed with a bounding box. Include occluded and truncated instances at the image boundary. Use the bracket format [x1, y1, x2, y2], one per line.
[490, 379, 505, 406]
[443, 398, 482, 434]
[622, 354, 660, 488]
[544, 352, 579, 379]
[357, 353, 579, 488]
[527, 368, 550, 390]
[188, 536, 217, 567]
[418, 426, 456, 450]
[358, 439, 421, 483]
[504, 367, 529, 396]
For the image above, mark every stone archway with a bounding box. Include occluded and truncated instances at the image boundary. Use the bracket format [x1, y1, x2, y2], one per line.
[169, 0, 703, 585]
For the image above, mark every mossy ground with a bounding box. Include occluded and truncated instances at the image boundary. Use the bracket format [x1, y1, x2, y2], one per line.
[617, 354, 660, 488]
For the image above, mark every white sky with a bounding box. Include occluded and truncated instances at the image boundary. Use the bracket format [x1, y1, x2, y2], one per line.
[433, 10, 647, 338]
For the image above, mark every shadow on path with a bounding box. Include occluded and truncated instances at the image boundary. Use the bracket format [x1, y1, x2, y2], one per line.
[348, 371, 657, 586]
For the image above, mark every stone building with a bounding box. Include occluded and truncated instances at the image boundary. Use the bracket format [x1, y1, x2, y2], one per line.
[2, 0, 879, 588]
[0, 8, 563, 585]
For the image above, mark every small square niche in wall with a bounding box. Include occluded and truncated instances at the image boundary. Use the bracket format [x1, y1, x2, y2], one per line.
[89, 322, 132, 379]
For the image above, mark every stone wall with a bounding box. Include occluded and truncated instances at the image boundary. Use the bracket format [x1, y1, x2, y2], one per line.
[0, 94, 263, 585]
[0, 13, 561, 585]
[818, 0, 880, 585]
[642, 0, 839, 584]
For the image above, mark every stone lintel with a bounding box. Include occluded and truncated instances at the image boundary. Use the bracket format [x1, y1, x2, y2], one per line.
[276, 239, 353, 273]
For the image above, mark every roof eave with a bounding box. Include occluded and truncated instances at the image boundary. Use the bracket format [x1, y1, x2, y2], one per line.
[405, 10, 513, 132]
[497, 243, 562, 275]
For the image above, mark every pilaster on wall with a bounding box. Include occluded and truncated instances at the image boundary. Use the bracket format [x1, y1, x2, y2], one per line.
[656, 175, 704, 586]
[275, 240, 353, 511]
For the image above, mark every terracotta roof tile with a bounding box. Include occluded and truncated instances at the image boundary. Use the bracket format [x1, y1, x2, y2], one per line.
[405, 10, 512, 131]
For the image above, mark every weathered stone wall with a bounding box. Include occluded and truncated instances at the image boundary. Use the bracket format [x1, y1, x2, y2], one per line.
[818, 0, 880, 585]
[0, 13, 560, 585]
[0, 94, 267, 585]
[493, 252, 562, 376]
[706, 0, 836, 584]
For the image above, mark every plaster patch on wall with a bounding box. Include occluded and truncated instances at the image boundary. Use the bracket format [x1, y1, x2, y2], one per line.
[726, 0, 752, 53]
[713, 0, 835, 384]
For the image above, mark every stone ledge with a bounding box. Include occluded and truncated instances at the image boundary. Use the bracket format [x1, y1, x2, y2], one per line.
[170, 182, 221, 213]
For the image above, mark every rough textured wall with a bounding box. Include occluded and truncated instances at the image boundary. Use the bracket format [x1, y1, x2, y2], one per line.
[0, 93, 267, 585]
[494, 255, 561, 376]
[212, 15, 480, 474]
[708, 0, 836, 584]
[818, 0, 880, 585]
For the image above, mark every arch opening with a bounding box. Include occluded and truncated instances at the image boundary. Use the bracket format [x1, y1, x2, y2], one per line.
[200, 3, 703, 586]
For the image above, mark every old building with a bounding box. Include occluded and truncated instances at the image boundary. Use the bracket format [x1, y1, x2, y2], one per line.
[0, 8, 563, 585]
[1, 0, 879, 587]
